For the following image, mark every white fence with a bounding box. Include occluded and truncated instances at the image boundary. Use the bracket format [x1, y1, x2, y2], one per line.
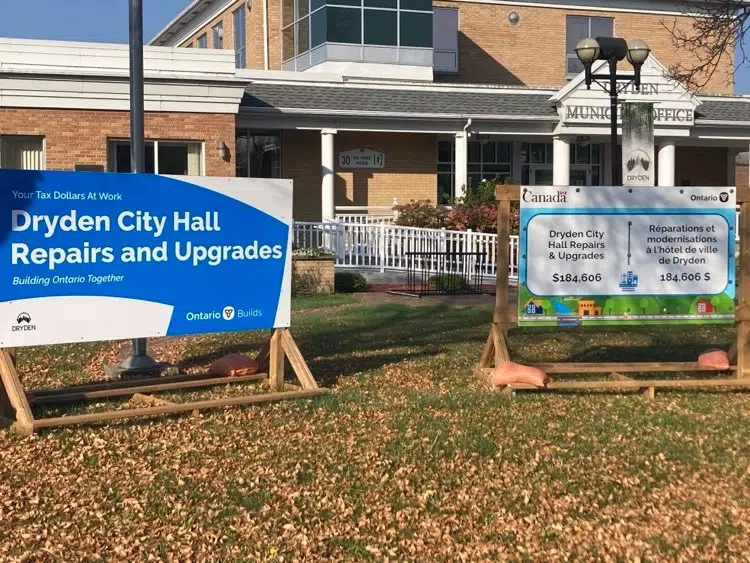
[294, 221, 519, 280]
[334, 201, 399, 225]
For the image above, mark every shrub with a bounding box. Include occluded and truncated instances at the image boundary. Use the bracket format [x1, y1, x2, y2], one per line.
[292, 270, 324, 296]
[427, 273, 468, 292]
[444, 177, 519, 235]
[334, 272, 368, 293]
[292, 247, 334, 259]
[394, 200, 448, 229]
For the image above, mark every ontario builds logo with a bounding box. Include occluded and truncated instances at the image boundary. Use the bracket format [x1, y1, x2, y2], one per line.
[13, 312, 36, 333]
[522, 189, 568, 203]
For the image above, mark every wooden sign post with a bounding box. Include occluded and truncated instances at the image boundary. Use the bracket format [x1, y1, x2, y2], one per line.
[0, 329, 326, 434]
[478, 185, 750, 396]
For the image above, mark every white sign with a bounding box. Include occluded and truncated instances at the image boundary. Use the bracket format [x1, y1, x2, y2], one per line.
[518, 186, 736, 326]
[339, 149, 385, 169]
[563, 105, 694, 125]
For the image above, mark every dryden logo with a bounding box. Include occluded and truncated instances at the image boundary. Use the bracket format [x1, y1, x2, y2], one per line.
[223, 306, 236, 321]
[13, 312, 36, 333]
[625, 149, 651, 173]
[522, 190, 568, 203]
[720, 192, 729, 203]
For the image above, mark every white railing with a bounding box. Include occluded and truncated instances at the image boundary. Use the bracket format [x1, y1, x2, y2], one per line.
[294, 221, 519, 280]
[334, 199, 399, 225]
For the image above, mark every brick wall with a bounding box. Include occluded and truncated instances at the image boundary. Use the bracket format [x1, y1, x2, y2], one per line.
[675, 146, 728, 186]
[177, 0, 279, 71]
[292, 258, 334, 294]
[737, 165, 748, 189]
[0, 108, 235, 176]
[281, 130, 437, 220]
[433, 2, 733, 93]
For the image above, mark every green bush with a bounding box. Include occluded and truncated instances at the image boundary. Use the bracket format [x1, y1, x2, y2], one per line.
[292, 270, 323, 296]
[394, 200, 449, 229]
[335, 272, 368, 293]
[427, 274, 468, 292]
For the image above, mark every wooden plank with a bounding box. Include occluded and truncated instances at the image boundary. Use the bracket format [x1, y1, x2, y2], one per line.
[32, 388, 331, 430]
[532, 362, 734, 374]
[492, 306, 519, 324]
[280, 329, 318, 390]
[479, 330, 495, 369]
[7, 348, 16, 368]
[728, 342, 738, 364]
[495, 185, 521, 202]
[0, 349, 33, 431]
[495, 200, 511, 310]
[738, 200, 750, 378]
[643, 386, 656, 400]
[30, 371, 224, 398]
[255, 339, 271, 373]
[736, 186, 750, 203]
[268, 329, 285, 392]
[491, 324, 510, 365]
[32, 373, 266, 406]
[509, 379, 750, 391]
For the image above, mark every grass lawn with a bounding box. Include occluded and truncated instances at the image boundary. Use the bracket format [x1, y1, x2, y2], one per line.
[1, 295, 748, 561]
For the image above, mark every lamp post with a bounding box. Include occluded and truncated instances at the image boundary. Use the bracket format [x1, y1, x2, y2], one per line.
[574, 37, 650, 185]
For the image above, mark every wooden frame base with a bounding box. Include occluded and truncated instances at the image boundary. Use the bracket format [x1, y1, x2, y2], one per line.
[0, 328, 326, 434]
[479, 184, 750, 399]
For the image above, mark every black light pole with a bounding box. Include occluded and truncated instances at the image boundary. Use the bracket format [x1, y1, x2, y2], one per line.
[575, 37, 650, 186]
[119, 0, 160, 375]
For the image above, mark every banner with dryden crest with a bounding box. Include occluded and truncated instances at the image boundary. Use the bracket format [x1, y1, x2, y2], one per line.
[622, 102, 655, 187]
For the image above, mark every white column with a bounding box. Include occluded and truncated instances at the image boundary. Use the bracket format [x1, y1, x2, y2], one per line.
[321, 128, 336, 221]
[657, 141, 676, 187]
[552, 136, 570, 186]
[727, 148, 738, 187]
[454, 131, 468, 199]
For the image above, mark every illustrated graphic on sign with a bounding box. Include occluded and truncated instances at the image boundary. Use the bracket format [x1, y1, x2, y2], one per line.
[518, 185, 736, 326]
[0, 170, 293, 347]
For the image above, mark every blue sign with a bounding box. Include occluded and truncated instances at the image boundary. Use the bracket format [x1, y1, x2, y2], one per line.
[1, 170, 293, 347]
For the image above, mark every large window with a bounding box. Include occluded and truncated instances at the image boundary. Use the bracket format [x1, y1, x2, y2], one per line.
[0, 136, 44, 170]
[437, 138, 512, 203]
[521, 142, 602, 186]
[107, 140, 202, 175]
[233, 7, 247, 68]
[236, 130, 281, 178]
[213, 22, 224, 49]
[282, 0, 433, 64]
[566, 15, 613, 77]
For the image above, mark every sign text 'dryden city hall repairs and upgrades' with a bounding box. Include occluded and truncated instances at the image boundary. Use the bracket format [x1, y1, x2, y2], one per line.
[0, 170, 293, 348]
[518, 186, 736, 326]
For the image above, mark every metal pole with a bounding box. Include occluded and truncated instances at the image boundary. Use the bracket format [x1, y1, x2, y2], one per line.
[609, 58, 619, 186]
[123, 0, 158, 372]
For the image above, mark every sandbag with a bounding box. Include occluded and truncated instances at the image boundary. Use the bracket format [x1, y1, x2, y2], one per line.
[491, 361, 549, 388]
[697, 349, 730, 370]
[209, 354, 260, 377]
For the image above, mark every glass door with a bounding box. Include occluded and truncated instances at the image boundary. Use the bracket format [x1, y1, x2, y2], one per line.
[531, 165, 553, 185]
[570, 168, 588, 186]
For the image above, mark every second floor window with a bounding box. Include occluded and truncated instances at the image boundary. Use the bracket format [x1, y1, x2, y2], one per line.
[197, 33, 208, 48]
[213, 22, 224, 49]
[234, 7, 246, 68]
[566, 15, 613, 77]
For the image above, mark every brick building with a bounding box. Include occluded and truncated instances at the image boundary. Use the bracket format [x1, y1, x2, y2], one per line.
[2, 1, 750, 220]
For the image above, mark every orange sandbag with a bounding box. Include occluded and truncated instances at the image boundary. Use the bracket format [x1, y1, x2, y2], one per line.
[697, 349, 730, 370]
[209, 354, 260, 377]
[491, 361, 549, 388]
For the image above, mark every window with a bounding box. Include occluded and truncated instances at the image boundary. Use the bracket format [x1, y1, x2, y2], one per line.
[236, 130, 281, 178]
[521, 142, 602, 185]
[233, 7, 246, 68]
[197, 33, 208, 48]
[433, 7, 458, 73]
[212, 22, 224, 48]
[0, 136, 44, 170]
[107, 140, 202, 175]
[437, 138, 512, 203]
[566, 15, 613, 77]
[282, 0, 432, 63]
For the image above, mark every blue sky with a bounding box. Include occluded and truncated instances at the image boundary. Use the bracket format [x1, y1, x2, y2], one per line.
[0, 0, 748, 94]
